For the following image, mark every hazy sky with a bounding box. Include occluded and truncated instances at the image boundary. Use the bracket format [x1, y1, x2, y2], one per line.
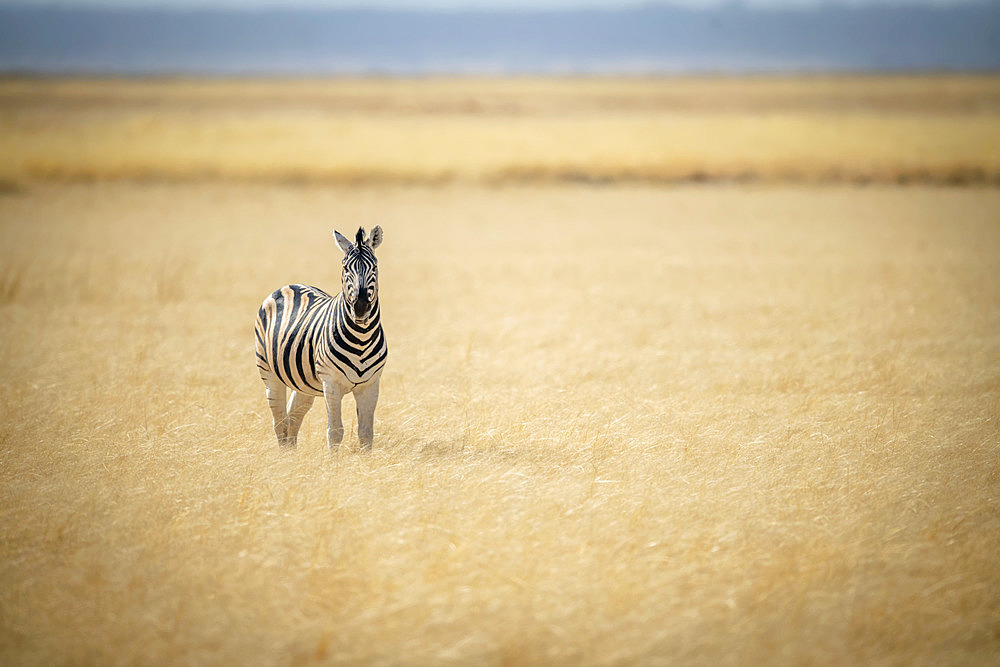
[0, 0, 981, 8]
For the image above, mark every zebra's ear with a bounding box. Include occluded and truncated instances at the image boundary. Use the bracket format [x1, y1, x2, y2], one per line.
[333, 230, 354, 254]
[369, 225, 383, 250]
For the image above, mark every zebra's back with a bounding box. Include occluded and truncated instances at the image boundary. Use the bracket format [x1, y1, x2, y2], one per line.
[255, 284, 333, 397]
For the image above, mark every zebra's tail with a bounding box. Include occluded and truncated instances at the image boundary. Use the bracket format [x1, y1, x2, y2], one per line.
[254, 303, 273, 379]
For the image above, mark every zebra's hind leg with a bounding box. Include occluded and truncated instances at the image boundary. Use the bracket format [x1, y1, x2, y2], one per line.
[285, 391, 315, 446]
[262, 376, 291, 446]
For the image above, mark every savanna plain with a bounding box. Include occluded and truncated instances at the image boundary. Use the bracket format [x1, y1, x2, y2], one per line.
[1, 77, 999, 665]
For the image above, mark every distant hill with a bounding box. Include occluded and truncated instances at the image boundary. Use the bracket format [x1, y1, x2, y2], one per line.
[0, 3, 998, 74]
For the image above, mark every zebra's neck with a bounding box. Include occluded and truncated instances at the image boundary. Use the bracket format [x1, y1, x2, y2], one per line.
[322, 293, 386, 384]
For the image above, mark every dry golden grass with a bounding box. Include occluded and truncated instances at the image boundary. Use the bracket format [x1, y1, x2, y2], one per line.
[1, 182, 998, 664]
[1, 75, 999, 185]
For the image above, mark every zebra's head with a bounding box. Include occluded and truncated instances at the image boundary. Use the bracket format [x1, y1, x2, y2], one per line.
[334, 226, 383, 326]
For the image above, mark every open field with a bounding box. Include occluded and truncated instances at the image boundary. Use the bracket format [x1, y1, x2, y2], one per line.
[1, 75, 1000, 186]
[1, 181, 998, 664]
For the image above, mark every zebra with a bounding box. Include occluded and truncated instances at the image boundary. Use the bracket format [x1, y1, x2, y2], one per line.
[254, 226, 387, 450]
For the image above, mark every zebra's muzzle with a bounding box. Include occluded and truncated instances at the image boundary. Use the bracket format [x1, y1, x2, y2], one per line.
[352, 301, 371, 326]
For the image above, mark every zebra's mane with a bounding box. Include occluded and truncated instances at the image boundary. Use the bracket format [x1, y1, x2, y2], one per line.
[346, 227, 377, 265]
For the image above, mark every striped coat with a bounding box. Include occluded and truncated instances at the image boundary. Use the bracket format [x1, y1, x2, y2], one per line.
[255, 284, 387, 395]
[255, 225, 386, 449]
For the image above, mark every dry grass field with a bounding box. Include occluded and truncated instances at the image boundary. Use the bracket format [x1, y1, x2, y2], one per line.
[1, 75, 999, 186]
[1, 77, 999, 664]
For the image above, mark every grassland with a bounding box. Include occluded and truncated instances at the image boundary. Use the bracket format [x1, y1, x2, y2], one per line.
[1, 75, 999, 186]
[1, 181, 998, 664]
[1, 77, 999, 664]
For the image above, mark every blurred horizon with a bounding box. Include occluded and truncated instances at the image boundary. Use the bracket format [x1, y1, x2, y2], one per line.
[1, 1, 998, 75]
[0, 0, 988, 7]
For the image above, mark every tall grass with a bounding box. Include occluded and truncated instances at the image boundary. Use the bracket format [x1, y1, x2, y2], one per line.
[2, 76, 999, 185]
[1, 182, 998, 663]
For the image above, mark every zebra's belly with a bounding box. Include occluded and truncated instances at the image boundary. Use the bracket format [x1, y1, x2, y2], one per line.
[287, 376, 327, 397]
[271, 344, 327, 397]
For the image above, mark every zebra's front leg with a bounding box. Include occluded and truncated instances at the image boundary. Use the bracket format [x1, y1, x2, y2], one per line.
[263, 377, 290, 446]
[284, 391, 315, 447]
[353, 376, 380, 450]
[323, 381, 345, 451]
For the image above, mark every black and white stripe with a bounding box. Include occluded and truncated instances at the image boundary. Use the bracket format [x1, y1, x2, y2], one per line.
[255, 283, 387, 394]
[255, 226, 387, 449]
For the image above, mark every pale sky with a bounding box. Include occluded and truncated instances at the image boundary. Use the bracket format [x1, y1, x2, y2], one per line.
[0, 0, 982, 8]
